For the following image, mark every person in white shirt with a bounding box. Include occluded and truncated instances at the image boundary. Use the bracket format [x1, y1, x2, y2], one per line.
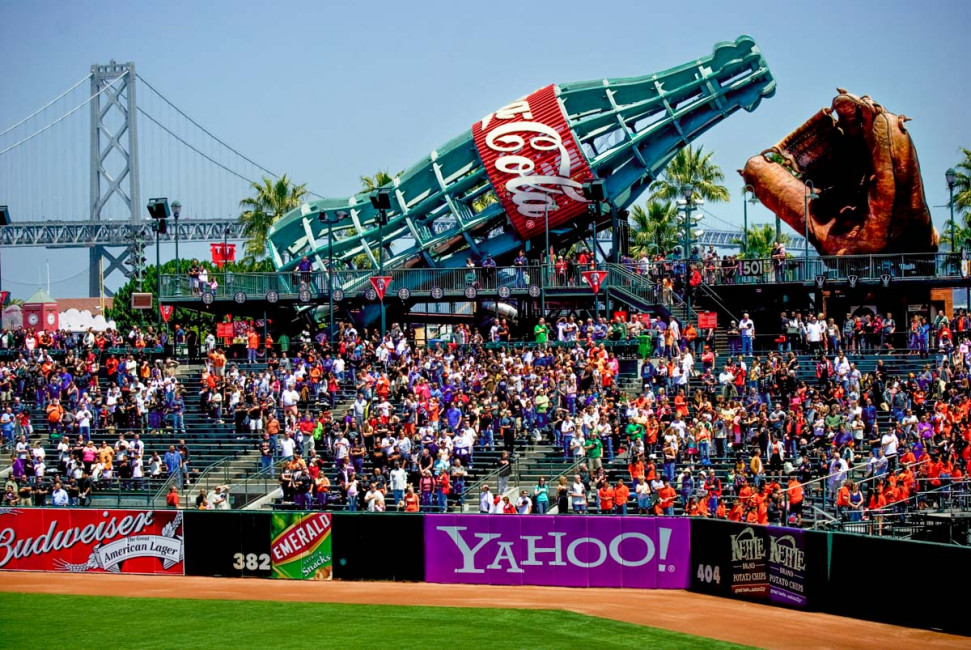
[278, 434, 296, 460]
[211, 485, 230, 510]
[738, 313, 755, 355]
[131, 456, 144, 488]
[390, 464, 408, 505]
[570, 475, 586, 513]
[479, 486, 494, 513]
[365, 485, 386, 512]
[881, 430, 899, 466]
[516, 490, 532, 514]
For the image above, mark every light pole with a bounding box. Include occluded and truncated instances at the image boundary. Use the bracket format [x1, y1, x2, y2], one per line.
[324, 210, 345, 342]
[742, 185, 758, 255]
[370, 189, 391, 338]
[947, 167, 957, 252]
[172, 200, 182, 293]
[681, 183, 696, 316]
[155, 220, 162, 329]
[804, 180, 819, 261]
[542, 198, 551, 318]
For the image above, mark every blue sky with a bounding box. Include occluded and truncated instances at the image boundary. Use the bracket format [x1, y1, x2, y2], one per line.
[1, 0, 969, 298]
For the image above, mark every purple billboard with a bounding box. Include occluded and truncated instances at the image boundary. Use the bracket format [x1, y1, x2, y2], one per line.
[424, 515, 689, 589]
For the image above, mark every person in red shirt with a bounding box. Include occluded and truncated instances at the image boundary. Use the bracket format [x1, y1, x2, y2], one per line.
[165, 485, 180, 508]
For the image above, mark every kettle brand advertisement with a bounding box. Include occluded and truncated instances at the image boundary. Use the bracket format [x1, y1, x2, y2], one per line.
[270, 512, 332, 580]
[729, 526, 769, 598]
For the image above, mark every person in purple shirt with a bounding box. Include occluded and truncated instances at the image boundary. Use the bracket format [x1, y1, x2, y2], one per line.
[445, 404, 463, 430]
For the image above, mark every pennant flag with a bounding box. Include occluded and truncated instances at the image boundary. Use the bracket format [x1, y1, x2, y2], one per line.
[160, 305, 174, 323]
[0, 291, 8, 307]
[370, 276, 392, 300]
[581, 269, 608, 293]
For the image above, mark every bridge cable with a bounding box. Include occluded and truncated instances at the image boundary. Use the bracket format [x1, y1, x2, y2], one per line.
[135, 73, 323, 198]
[0, 72, 126, 157]
[137, 107, 259, 185]
[0, 73, 92, 139]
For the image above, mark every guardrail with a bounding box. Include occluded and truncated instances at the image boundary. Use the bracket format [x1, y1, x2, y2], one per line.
[703, 252, 964, 286]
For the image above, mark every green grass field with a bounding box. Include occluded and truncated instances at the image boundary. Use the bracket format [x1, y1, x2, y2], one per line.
[0, 592, 742, 649]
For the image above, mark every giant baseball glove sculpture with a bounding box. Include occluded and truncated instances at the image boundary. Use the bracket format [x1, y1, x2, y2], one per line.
[741, 89, 938, 256]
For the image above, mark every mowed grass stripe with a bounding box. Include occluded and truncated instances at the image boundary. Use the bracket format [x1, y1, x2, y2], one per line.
[0, 592, 745, 649]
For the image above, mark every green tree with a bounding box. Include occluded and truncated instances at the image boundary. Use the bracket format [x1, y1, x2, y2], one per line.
[238, 175, 308, 261]
[360, 170, 397, 192]
[950, 147, 971, 227]
[649, 145, 730, 204]
[106, 258, 273, 334]
[735, 224, 791, 259]
[629, 200, 680, 257]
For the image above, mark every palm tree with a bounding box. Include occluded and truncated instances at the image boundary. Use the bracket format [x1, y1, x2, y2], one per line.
[735, 224, 790, 259]
[360, 170, 396, 192]
[629, 200, 680, 257]
[649, 145, 730, 204]
[951, 147, 971, 226]
[238, 175, 308, 260]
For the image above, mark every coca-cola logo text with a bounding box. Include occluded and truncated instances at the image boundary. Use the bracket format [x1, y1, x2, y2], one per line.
[473, 85, 592, 236]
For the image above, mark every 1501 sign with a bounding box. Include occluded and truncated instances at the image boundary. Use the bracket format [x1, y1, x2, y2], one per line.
[739, 259, 770, 276]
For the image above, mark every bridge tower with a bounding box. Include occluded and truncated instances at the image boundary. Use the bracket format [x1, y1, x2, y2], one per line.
[89, 61, 141, 296]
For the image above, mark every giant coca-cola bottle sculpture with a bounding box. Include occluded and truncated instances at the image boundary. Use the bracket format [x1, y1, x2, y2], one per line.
[268, 35, 774, 273]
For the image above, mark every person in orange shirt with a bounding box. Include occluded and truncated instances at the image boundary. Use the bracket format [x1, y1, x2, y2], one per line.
[628, 457, 645, 484]
[835, 480, 851, 519]
[246, 328, 260, 363]
[645, 457, 657, 481]
[696, 494, 710, 517]
[614, 478, 630, 515]
[715, 498, 727, 519]
[656, 480, 677, 516]
[727, 500, 743, 521]
[403, 486, 420, 512]
[868, 482, 888, 535]
[598, 482, 616, 514]
[787, 476, 804, 526]
[737, 480, 755, 507]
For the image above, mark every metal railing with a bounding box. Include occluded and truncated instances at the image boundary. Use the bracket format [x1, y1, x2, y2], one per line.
[703, 252, 963, 286]
[160, 252, 967, 302]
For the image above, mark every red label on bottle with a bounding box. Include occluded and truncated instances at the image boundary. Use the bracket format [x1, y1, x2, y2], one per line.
[472, 85, 593, 238]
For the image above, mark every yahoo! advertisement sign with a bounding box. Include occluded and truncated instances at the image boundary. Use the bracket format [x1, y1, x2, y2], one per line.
[425, 515, 689, 589]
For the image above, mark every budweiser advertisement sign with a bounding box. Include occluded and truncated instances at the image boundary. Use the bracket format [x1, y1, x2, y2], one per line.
[473, 85, 593, 237]
[425, 515, 689, 589]
[0, 508, 184, 575]
[270, 512, 332, 580]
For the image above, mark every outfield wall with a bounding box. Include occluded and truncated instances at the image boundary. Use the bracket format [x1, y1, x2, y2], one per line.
[1, 508, 969, 635]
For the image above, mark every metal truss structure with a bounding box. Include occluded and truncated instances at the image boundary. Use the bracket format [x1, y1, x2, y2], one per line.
[268, 36, 776, 276]
[0, 219, 243, 248]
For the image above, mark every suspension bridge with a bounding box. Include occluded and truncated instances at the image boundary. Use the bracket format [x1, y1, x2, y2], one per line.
[0, 59, 772, 299]
[0, 61, 323, 296]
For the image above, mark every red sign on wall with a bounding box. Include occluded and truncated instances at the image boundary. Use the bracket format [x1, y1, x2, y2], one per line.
[698, 311, 718, 329]
[211, 243, 236, 268]
[0, 508, 184, 574]
[472, 84, 593, 238]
